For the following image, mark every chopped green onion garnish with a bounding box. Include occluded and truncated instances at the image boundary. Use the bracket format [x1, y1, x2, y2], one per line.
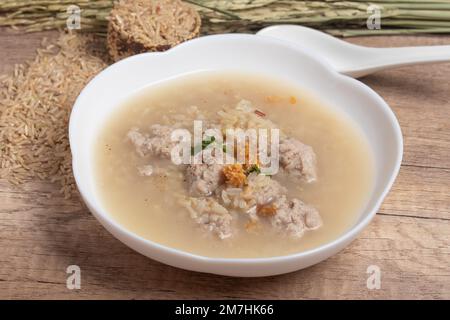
[246, 164, 261, 175]
[191, 136, 216, 155]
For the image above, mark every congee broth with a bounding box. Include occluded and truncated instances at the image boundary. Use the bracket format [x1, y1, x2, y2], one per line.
[93, 72, 374, 258]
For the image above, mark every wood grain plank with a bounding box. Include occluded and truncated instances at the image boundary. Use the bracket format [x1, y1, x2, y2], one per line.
[0, 29, 58, 75]
[1, 29, 449, 299]
[379, 166, 450, 220]
[0, 197, 448, 299]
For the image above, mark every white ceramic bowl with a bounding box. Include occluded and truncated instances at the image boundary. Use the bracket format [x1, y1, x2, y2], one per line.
[69, 34, 403, 277]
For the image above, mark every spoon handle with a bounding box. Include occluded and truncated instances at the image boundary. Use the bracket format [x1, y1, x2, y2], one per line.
[344, 45, 450, 77]
[257, 25, 450, 78]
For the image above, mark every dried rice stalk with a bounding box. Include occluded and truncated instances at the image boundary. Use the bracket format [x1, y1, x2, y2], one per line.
[2, 0, 450, 37]
[0, 32, 108, 198]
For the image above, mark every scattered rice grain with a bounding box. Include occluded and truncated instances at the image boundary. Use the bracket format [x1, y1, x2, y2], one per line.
[0, 31, 108, 198]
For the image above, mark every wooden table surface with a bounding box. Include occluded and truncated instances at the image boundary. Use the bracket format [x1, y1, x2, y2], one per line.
[0, 29, 449, 300]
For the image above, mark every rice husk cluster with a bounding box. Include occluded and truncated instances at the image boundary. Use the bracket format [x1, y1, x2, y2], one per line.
[107, 0, 201, 61]
[0, 32, 108, 198]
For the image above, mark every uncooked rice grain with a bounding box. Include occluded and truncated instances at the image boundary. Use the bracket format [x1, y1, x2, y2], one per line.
[0, 32, 108, 198]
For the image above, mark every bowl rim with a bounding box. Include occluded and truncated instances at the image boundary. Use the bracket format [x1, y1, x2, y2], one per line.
[69, 33, 403, 266]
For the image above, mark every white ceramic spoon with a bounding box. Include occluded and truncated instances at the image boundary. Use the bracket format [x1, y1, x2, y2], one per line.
[257, 25, 450, 78]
